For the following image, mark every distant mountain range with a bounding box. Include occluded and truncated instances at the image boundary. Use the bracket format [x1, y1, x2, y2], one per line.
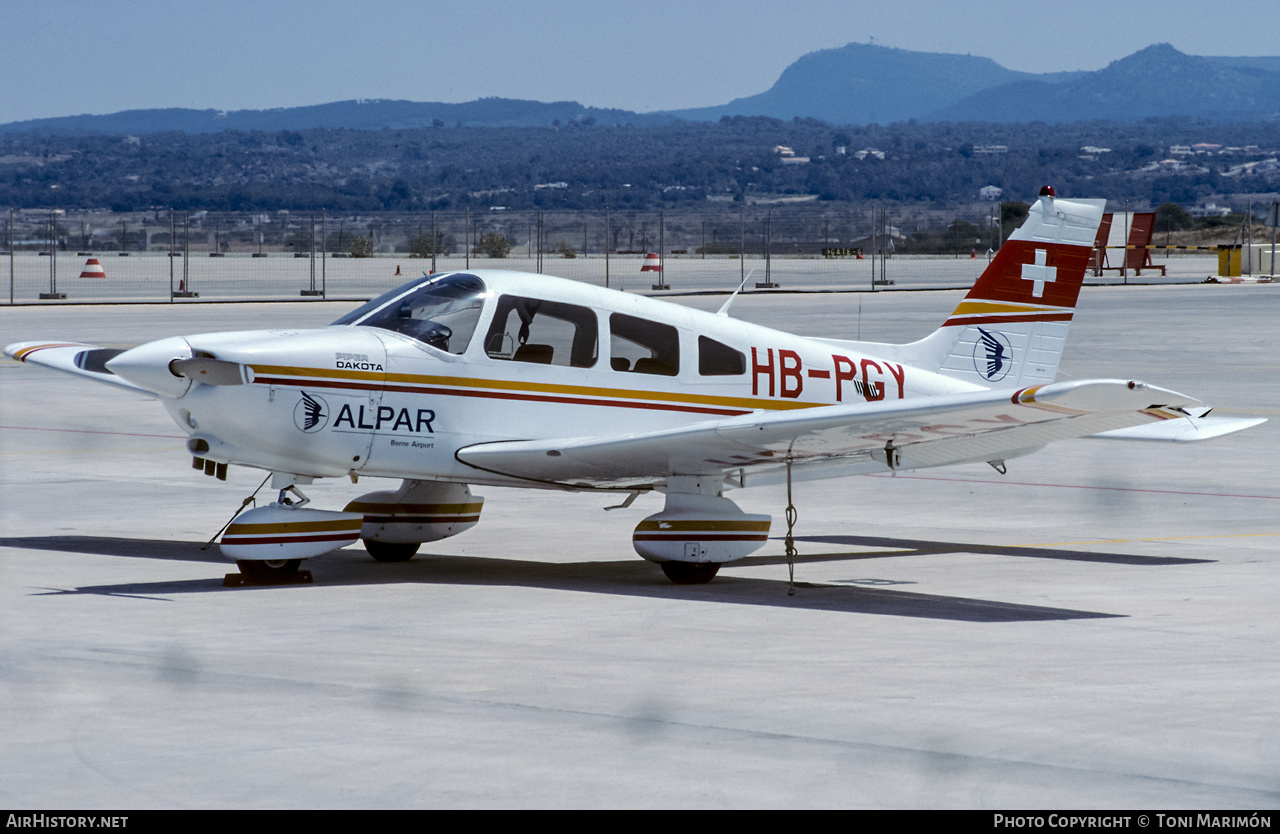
[0, 98, 672, 135]
[925, 44, 1280, 123]
[664, 43, 1090, 125]
[4, 43, 1278, 135]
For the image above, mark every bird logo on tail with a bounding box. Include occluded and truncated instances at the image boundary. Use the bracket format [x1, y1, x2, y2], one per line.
[975, 327, 1012, 382]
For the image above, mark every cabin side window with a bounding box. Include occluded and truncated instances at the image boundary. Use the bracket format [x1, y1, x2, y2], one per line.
[609, 314, 679, 376]
[484, 295, 598, 368]
[698, 336, 746, 376]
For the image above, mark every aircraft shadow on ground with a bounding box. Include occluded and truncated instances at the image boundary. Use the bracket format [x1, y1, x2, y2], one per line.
[770, 534, 1214, 567]
[4, 532, 1211, 622]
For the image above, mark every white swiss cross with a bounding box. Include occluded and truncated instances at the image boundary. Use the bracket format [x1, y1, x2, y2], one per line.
[1020, 249, 1056, 298]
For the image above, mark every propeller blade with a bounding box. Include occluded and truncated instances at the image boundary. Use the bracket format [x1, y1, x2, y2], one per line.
[169, 357, 253, 385]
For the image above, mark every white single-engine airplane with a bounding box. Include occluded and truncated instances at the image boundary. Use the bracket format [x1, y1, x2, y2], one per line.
[5, 188, 1265, 584]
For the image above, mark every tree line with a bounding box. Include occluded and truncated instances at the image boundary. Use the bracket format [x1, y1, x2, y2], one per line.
[2, 116, 1276, 214]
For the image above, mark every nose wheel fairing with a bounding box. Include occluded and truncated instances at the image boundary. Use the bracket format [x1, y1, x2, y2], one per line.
[219, 503, 364, 563]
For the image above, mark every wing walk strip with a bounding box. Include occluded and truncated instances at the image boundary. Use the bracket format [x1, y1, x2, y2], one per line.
[250, 363, 822, 417]
[1012, 385, 1092, 415]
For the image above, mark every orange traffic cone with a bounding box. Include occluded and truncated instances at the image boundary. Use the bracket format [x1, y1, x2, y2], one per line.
[79, 257, 107, 279]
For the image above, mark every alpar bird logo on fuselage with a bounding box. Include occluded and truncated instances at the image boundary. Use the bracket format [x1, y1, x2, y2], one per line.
[294, 390, 328, 433]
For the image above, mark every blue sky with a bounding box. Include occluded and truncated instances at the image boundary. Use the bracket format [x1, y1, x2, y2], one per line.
[3, 0, 1278, 124]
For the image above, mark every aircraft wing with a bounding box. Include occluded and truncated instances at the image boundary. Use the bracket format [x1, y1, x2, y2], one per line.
[456, 379, 1231, 490]
[4, 341, 154, 394]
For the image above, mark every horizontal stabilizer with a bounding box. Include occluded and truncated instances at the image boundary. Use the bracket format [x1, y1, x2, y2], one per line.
[1091, 415, 1266, 442]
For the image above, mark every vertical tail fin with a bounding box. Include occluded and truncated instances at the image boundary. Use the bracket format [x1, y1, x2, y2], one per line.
[914, 188, 1105, 388]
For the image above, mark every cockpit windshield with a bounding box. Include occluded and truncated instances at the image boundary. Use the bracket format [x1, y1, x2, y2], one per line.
[331, 273, 488, 354]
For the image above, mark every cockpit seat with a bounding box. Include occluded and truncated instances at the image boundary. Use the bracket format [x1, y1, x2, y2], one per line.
[512, 344, 554, 364]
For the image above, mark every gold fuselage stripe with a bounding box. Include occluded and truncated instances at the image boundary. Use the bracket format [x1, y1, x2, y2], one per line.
[252, 363, 823, 412]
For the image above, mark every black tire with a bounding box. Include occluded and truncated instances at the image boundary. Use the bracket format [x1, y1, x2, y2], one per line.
[236, 559, 302, 581]
[364, 539, 421, 563]
[660, 561, 721, 585]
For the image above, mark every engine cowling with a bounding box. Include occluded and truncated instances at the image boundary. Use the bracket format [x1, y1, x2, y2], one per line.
[344, 480, 483, 544]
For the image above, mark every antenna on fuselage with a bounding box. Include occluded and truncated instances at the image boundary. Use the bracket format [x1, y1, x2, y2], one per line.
[716, 269, 755, 317]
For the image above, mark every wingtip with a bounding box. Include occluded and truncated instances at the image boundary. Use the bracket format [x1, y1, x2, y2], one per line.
[4, 340, 93, 362]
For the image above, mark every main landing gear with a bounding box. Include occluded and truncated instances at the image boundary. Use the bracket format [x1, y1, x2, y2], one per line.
[633, 477, 771, 586]
[362, 540, 421, 563]
[640, 465, 802, 589]
[659, 560, 721, 585]
[345, 480, 483, 563]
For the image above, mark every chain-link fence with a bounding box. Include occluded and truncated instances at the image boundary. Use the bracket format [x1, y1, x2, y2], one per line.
[2, 205, 1208, 304]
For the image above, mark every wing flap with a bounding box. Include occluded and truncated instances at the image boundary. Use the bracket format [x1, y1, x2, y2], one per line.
[4, 341, 153, 394]
[456, 379, 1202, 488]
